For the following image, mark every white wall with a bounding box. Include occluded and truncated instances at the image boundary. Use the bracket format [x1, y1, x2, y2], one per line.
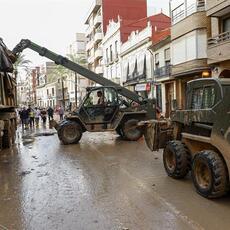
[102, 19, 122, 84]
[171, 29, 207, 65]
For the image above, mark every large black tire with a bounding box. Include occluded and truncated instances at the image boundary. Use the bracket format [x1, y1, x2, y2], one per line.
[163, 140, 191, 179]
[122, 119, 143, 141]
[58, 121, 82, 145]
[192, 150, 229, 198]
[2, 121, 12, 148]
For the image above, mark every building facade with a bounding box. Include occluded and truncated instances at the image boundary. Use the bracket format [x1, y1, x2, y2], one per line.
[85, 0, 147, 76]
[150, 29, 173, 118]
[17, 81, 28, 106]
[36, 81, 59, 108]
[170, 0, 210, 109]
[67, 33, 89, 108]
[102, 16, 122, 85]
[120, 14, 171, 99]
[206, 0, 230, 77]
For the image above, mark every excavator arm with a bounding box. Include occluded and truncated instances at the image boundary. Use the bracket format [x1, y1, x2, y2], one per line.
[13, 39, 145, 104]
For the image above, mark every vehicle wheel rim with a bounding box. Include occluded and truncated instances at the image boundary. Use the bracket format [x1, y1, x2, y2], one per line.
[63, 126, 78, 140]
[165, 149, 176, 171]
[194, 160, 211, 190]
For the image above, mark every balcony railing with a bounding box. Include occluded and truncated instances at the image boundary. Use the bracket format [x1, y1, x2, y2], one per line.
[208, 31, 230, 47]
[172, 0, 205, 25]
[126, 72, 146, 83]
[154, 65, 172, 78]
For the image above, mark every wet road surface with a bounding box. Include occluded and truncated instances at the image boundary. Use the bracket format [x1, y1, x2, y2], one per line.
[1, 126, 230, 230]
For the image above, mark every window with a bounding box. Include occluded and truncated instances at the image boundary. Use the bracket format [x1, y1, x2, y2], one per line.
[104, 88, 118, 105]
[106, 48, 109, 63]
[191, 86, 216, 109]
[191, 88, 203, 109]
[52, 88, 55, 96]
[47, 89, 49, 96]
[223, 17, 230, 33]
[115, 41, 118, 59]
[164, 48, 170, 61]
[202, 87, 215, 109]
[156, 85, 162, 110]
[155, 53, 159, 70]
[172, 3, 185, 24]
[109, 45, 113, 62]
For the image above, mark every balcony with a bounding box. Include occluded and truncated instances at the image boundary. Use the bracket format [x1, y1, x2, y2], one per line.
[94, 32, 103, 44]
[206, 0, 230, 16]
[86, 25, 93, 37]
[95, 66, 103, 74]
[94, 48, 103, 60]
[171, 11, 208, 40]
[154, 65, 172, 79]
[207, 31, 230, 64]
[125, 72, 147, 83]
[172, 0, 205, 25]
[86, 40, 94, 51]
[94, 14, 102, 27]
[87, 55, 95, 64]
[172, 59, 209, 77]
[85, 0, 102, 24]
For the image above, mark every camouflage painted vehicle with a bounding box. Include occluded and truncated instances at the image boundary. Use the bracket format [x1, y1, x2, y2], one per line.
[0, 39, 17, 149]
[143, 78, 230, 198]
[13, 39, 156, 144]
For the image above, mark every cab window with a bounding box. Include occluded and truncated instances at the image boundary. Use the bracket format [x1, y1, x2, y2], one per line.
[104, 88, 118, 106]
[191, 86, 216, 109]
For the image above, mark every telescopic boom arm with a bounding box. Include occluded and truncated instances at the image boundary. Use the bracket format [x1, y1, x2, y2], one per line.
[13, 39, 145, 104]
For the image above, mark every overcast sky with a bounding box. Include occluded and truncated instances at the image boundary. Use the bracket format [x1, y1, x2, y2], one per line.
[1, 0, 171, 67]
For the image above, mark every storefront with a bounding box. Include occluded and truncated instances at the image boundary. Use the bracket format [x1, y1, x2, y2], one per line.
[134, 82, 151, 98]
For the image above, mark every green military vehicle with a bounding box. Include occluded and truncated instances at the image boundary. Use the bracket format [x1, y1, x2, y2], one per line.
[142, 77, 230, 199]
[0, 39, 17, 149]
[13, 39, 156, 144]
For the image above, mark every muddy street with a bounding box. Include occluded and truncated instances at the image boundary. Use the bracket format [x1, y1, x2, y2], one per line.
[0, 127, 230, 230]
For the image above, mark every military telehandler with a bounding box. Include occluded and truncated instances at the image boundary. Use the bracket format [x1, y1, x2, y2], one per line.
[13, 39, 156, 144]
[141, 77, 230, 198]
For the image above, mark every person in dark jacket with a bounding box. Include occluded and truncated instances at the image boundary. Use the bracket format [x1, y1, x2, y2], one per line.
[20, 107, 29, 130]
[40, 108, 47, 125]
[47, 107, 54, 121]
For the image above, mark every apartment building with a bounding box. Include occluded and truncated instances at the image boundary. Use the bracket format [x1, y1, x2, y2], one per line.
[85, 0, 147, 77]
[17, 81, 27, 106]
[67, 33, 89, 108]
[36, 81, 59, 108]
[120, 14, 171, 99]
[150, 28, 173, 118]
[206, 0, 230, 77]
[170, 0, 211, 109]
[36, 62, 61, 108]
[102, 15, 147, 85]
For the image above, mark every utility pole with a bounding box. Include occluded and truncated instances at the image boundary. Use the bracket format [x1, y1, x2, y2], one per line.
[61, 77, 65, 110]
[75, 72, 78, 109]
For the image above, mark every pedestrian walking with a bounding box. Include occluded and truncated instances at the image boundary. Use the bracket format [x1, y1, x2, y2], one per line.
[40, 108, 47, 125]
[47, 106, 54, 121]
[28, 106, 35, 127]
[34, 107, 40, 127]
[58, 106, 64, 121]
[20, 107, 29, 130]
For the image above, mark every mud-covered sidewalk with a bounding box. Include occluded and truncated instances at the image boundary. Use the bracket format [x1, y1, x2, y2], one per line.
[0, 126, 230, 230]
